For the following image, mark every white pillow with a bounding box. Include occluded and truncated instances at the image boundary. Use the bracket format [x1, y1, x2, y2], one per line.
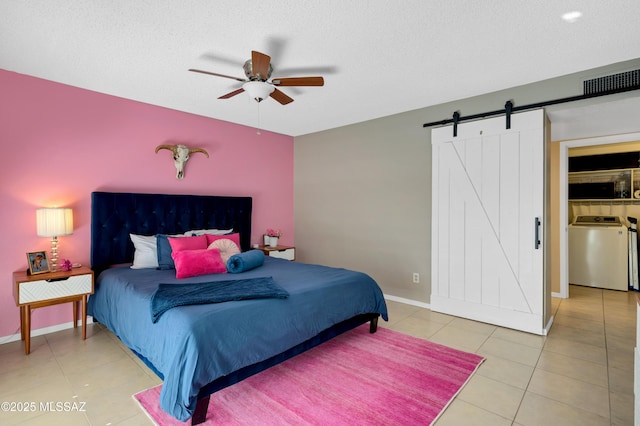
[185, 228, 233, 236]
[208, 238, 241, 264]
[130, 234, 159, 269]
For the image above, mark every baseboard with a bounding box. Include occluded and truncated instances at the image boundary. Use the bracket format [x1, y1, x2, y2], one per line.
[543, 314, 555, 336]
[384, 294, 431, 309]
[0, 317, 94, 345]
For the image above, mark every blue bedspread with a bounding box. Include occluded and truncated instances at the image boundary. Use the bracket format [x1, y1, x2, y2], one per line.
[150, 277, 289, 323]
[88, 257, 388, 421]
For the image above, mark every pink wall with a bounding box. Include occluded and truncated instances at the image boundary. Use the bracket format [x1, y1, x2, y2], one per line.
[0, 69, 294, 339]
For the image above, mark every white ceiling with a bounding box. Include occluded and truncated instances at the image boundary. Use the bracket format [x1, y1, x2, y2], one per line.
[2, 1, 640, 137]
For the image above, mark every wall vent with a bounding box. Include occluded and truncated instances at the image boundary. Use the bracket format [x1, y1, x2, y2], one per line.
[583, 69, 640, 95]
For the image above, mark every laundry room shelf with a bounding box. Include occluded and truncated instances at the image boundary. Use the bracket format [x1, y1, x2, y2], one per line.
[569, 168, 640, 201]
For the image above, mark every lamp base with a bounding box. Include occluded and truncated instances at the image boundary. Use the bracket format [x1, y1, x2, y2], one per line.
[50, 236, 59, 272]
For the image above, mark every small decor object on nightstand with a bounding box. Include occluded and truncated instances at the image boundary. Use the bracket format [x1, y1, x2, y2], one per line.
[27, 251, 50, 275]
[59, 258, 72, 272]
[266, 228, 281, 247]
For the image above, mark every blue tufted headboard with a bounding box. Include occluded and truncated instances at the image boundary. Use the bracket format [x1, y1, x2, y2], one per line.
[90, 191, 252, 275]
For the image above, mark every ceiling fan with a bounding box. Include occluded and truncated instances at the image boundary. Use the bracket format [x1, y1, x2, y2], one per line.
[189, 50, 324, 105]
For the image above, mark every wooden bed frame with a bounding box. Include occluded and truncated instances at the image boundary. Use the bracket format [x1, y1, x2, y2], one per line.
[90, 191, 379, 424]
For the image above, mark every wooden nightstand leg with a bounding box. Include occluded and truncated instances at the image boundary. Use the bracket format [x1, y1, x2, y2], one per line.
[20, 306, 25, 341]
[24, 305, 31, 355]
[81, 295, 87, 340]
[72, 300, 78, 328]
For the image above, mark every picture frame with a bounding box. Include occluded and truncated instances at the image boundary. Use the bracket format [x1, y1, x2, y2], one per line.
[27, 250, 50, 275]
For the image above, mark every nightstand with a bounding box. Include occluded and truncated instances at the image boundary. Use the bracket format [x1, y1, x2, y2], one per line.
[258, 245, 296, 261]
[13, 266, 94, 355]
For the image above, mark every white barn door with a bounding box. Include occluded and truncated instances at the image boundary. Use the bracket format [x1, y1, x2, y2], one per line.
[431, 109, 546, 335]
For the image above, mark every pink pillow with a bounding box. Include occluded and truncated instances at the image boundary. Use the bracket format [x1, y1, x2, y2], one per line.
[206, 233, 241, 250]
[172, 248, 227, 279]
[168, 235, 208, 253]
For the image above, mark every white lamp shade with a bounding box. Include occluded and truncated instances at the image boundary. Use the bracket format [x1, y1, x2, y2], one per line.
[242, 81, 275, 102]
[36, 208, 74, 237]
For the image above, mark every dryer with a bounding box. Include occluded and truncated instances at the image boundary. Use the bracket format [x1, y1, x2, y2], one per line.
[568, 215, 628, 291]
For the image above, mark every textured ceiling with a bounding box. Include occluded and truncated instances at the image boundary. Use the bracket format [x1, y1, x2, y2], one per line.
[2, 1, 640, 136]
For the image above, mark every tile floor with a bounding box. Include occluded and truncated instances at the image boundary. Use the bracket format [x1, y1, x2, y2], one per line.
[0, 285, 636, 425]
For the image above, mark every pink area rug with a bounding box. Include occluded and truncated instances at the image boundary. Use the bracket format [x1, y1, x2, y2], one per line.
[134, 325, 484, 425]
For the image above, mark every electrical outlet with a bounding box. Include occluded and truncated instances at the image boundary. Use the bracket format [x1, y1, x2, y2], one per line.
[412, 272, 420, 284]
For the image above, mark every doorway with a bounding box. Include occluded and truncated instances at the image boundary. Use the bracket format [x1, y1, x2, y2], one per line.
[559, 132, 640, 298]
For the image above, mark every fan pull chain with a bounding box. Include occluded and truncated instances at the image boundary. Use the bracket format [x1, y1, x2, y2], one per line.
[256, 101, 262, 135]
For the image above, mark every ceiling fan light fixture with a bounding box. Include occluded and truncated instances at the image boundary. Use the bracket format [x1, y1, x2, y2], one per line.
[190, 50, 325, 105]
[242, 81, 275, 103]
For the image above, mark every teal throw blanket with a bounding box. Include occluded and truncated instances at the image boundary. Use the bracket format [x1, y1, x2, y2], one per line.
[150, 277, 289, 323]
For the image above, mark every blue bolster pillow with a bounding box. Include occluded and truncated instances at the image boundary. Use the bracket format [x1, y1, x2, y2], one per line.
[227, 250, 265, 273]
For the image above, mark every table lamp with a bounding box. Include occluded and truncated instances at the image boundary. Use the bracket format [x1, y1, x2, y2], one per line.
[36, 207, 73, 271]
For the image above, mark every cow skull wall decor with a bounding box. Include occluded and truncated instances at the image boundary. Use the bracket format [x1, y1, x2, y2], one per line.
[155, 144, 209, 179]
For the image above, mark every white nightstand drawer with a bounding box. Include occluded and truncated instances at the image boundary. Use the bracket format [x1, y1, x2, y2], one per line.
[19, 274, 93, 303]
[267, 248, 295, 261]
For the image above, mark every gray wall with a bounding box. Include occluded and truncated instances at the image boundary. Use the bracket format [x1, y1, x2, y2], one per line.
[294, 58, 640, 304]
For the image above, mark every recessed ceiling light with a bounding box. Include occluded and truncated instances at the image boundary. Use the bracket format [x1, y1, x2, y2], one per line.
[562, 11, 582, 23]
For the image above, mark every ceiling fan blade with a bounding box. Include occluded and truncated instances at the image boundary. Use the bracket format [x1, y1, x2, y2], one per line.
[251, 51, 271, 81]
[272, 76, 324, 87]
[189, 69, 247, 82]
[270, 88, 294, 105]
[218, 88, 245, 99]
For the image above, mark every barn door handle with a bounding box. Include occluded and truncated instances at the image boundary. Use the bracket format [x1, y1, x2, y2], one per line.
[534, 217, 541, 249]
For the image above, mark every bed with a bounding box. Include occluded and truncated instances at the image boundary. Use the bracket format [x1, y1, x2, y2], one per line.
[87, 191, 388, 424]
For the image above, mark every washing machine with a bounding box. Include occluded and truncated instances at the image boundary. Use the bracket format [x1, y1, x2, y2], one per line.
[568, 215, 628, 291]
